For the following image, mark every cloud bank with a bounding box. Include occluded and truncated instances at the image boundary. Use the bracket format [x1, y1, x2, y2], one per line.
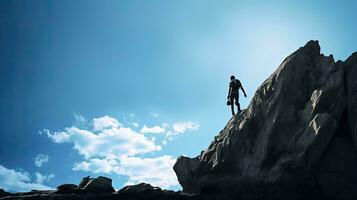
[43, 115, 199, 189]
[0, 165, 53, 192]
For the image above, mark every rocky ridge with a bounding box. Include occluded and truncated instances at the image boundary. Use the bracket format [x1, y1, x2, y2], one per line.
[0, 176, 198, 200]
[174, 40, 357, 199]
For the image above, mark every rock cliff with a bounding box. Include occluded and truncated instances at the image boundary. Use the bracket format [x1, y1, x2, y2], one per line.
[174, 40, 357, 199]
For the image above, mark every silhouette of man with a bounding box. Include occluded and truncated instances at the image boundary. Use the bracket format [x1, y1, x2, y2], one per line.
[227, 75, 247, 115]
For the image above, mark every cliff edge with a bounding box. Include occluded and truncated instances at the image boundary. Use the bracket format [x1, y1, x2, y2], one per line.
[174, 41, 357, 199]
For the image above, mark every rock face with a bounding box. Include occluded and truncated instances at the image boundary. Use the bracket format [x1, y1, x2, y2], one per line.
[174, 41, 357, 199]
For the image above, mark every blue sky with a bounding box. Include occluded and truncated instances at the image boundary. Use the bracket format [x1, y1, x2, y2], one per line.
[1, 0, 357, 192]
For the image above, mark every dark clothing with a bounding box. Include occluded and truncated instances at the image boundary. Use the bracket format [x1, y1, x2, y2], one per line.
[229, 92, 239, 105]
[229, 92, 240, 115]
[228, 78, 245, 115]
[229, 79, 242, 95]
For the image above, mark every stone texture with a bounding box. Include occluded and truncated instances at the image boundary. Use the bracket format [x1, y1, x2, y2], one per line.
[0, 182, 199, 200]
[56, 184, 78, 194]
[343, 52, 357, 150]
[118, 183, 162, 193]
[78, 176, 90, 189]
[174, 40, 357, 199]
[117, 183, 199, 200]
[81, 176, 115, 193]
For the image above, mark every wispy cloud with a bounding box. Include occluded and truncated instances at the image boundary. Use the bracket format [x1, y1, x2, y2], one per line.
[0, 165, 53, 192]
[73, 114, 88, 128]
[140, 125, 165, 134]
[35, 172, 55, 184]
[150, 112, 159, 117]
[34, 154, 49, 168]
[74, 114, 86, 123]
[167, 121, 200, 137]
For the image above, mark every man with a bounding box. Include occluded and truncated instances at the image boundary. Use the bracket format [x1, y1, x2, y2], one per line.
[227, 75, 247, 115]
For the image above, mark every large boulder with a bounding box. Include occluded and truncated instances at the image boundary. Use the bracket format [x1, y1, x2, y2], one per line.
[118, 183, 162, 194]
[81, 176, 115, 193]
[56, 184, 78, 194]
[174, 41, 357, 199]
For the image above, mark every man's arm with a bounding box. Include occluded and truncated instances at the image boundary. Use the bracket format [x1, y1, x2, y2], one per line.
[241, 85, 247, 97]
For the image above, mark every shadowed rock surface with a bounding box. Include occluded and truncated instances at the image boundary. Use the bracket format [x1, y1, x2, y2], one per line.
[1, 41, 357, 200]
[0, 177, 199, 200]
[174, 40, 357, 199]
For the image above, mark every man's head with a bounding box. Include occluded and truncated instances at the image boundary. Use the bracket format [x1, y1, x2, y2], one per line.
[230, 75, 235, 80]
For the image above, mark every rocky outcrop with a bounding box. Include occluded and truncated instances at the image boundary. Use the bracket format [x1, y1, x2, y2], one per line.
[55, 176, 115, 194]
[80, 176, 115, 193]
[117, 183, 199, 200]
[78, 176, 90, 188]
[56, 184, 78, 194]
[174, 40, 357, 199]
[0, 189, 11, 198]
[0, 177, 199, 200]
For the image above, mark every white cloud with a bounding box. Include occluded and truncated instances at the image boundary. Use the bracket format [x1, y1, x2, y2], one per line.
[45, 125, 161, 159]
[0, 165, 53, 192]
[35, 172, 55, 184]
[140, 125, 165, 134]
[73, 114, 87, 127]
[42, 115, 201, 190]
[34, 154, 49, 168]
[92, 115, 121, 131]
[150, 112, 159, 117]
[42, 129, 70, 143]
[119, 156, 177, 188]
[73, 158, 119, 174]
[73, 156, 178, 189]
[170, 121, 199, 136]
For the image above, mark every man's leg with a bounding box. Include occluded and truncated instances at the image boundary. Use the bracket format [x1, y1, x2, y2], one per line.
[234, 93, 241, 114]
[230, 96, 235, 115]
